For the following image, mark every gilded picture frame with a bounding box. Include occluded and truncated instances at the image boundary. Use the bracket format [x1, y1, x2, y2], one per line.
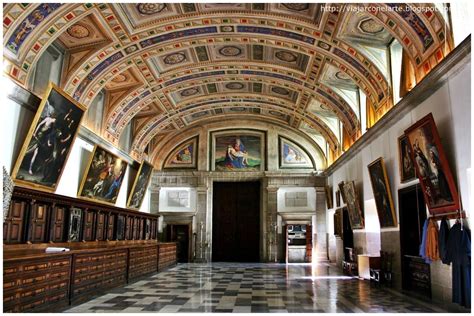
[404, 113, 460, 214]
[127, 160, 154, 211]
[368, 157, 397, 228]
[78, 145, 128, 206]
[11, 83, 86, 192]
[342, 181, 364, 229]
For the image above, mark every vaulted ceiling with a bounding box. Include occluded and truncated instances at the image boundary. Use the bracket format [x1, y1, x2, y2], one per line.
[3, 3, 452, 167]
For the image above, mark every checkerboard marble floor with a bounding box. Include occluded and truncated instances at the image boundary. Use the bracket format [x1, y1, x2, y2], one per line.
[65, 262, 463, 313]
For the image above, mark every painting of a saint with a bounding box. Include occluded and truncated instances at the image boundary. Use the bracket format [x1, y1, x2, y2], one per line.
[405, 113, 460, 214]
[78, 146, 128, 205]
[279, 137, 314, 169]
[212, 131, 264, 171]
[163, 137, 198, 169]
[12, 83, 85, 192]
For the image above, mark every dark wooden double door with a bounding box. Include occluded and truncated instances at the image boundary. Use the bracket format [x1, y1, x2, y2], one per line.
[212, 181, 260, 262]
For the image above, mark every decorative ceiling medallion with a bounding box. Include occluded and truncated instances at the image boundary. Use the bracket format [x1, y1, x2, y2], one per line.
[124, 45, 138, 54]
[136, 3, 167, 15]
[282, 3, 309, 11]
[317, 41, 331, 51]
[112, 74, 127, 83]
[335, 71, 351, 80]
[225, 82, 244, 90]
[220, 26, 234, 32]
[271, 86, 290, 95]
[180, 87, 199, 97]
[275, 50, 298, 63]
[66, 23, 90, 39]
[218, 45, 242, 57]
[359, 18, 385, 34]
[163, 52, 186, 65]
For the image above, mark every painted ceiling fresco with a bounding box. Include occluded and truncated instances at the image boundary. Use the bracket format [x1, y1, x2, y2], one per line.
[3, 3, 452, 166]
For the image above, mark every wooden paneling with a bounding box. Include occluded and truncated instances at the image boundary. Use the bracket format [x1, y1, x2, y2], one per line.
[49, 205, 67, 242]
[95, 212, 106, 241]
[132, 217, 139, 240]
[4, 241, 176, 312]
[158, 243, 177, 271]
[125, 216, 133, 240]
[4, 199, 28, 244]
[28, 202, 49, 243]
[3, 255, 71, 313]
[71, 249, 127, 304]
[128, 245, 158, 280]
[82, 209, 95, 241]
[106, 213, 115, 240]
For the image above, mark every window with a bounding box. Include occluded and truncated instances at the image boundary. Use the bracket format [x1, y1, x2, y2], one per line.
[389, 39, 403, 105]
[83, 90, 105, 134]
[29, 43, 64, 97]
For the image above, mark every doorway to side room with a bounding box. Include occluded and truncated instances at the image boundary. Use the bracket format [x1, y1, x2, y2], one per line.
[166, 224, 191, 263]
[212, 181, 260, 262]
[399, 184, 430, 298]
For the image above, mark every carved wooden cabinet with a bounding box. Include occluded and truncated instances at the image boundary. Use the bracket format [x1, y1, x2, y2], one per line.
[81, 209, 95, 241]
[27, 201, 49, 243]
[49, 204, 67, 242]
[71, 249, 127, 304]
[106, 213, 115, 240]
[128, 245, 158, 280]
[95, 211, 106, 241]
[3, 255, 71, 312]
[4, 241, 177, 312]
[4, 199, 28, 244]
[158, 243, 177, 271]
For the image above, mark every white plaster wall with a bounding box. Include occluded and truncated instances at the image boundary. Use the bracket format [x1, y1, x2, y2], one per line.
[326, 61, 471, 299]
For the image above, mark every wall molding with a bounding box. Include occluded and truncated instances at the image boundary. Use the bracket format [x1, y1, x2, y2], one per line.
[324, 35, 471, 176]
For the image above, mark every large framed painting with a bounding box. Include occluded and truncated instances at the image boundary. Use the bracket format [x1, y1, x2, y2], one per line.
[342, 181, 364, 229]
[127, 160, 154, 210]
[163, 137, 198, 169]
[78, 145, 128, 205]
[398, 135, 416, 183]
[278, 136, 314, 169]
[368, 157, 397, 228]
[404, 113, 460, 214]
[325, 185, 333, 209]
[211, 130, 265, 171]
[11, 83, 85, 192]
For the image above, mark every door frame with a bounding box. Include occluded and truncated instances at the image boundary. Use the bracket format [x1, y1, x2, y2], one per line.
[167, 223, 192, 262]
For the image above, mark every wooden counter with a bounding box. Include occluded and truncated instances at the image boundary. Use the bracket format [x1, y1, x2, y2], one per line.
[3, 241, 177, 313]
